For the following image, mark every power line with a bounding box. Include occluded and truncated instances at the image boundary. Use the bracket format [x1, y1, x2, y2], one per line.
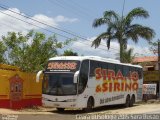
[55, 0, 95, 19]
[0, 10, 72, 39]
[0, 5, 84, 39]
[0, 4, 120, 52]
[0, 5, 96, 45]
[0, 7, 148, 56]
[122, 0, 126, 18]
[0, 17, 115, 58]
[48, 0, 93, 21]
[0, 3, 88, 39]
[0, 3, 152, 59]
[1, 3, 148, 55]
[0, 8, 120, 54]
[69, 0, 96, 16]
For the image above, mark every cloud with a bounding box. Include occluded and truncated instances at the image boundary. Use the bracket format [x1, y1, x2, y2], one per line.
[68, 37, 118, 59]
[0, 8, 78, 36]
[68, 37, 153, 59]
[31, 14, 58, 27]
[54, 15, 78, 23]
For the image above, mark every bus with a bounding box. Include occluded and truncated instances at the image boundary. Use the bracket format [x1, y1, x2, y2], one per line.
[36, 56, 143, 112]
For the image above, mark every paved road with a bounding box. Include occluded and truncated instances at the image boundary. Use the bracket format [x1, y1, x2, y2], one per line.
[17, 114, 76, 120]
[145, 110, 160, 114]
[1, 104, 160, 120]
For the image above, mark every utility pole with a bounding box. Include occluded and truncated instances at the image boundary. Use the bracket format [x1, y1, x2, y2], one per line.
[158, 42, 160, 98]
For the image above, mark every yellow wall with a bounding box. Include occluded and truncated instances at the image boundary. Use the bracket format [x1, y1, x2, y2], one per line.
[18, 71, 42, 99]
[0, 64, 42, 100]
[0, 69, 14, 99]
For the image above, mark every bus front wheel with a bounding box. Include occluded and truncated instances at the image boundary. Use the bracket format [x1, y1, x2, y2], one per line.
[83, 97, 94, 113]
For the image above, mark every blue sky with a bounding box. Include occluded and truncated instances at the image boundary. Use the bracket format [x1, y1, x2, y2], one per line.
[0, 0, 159, 58]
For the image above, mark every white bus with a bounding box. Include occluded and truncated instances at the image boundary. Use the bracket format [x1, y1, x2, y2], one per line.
[36, 56, 143, 112]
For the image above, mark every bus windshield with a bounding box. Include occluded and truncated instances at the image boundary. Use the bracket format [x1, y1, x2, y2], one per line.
[43, 73, 77, 95]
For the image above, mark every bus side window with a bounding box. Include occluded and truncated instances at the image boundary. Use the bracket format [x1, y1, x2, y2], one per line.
[89, 60, 99, 77]
[123, 66, 129, 78]
[115, 64, 123, 75]
[78, 60, 89, 94]
[108, 63, 115, 71]
[101, 62, 107, 69]
[137, 68, 143, 79]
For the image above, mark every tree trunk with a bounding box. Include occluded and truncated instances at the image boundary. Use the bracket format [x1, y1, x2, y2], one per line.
[119, 41, 124, 63]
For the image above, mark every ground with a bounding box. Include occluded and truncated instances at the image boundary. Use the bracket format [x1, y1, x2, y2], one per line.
[0, 100, 160, 120]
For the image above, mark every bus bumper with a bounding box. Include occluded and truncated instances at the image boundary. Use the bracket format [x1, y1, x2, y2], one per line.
[43, 100, 86, 109]
[42, 94, 88, 109]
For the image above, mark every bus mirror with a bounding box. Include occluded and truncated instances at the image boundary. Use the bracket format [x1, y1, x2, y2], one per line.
[74, 71, 79, 83]
[36, 70, 43, 83]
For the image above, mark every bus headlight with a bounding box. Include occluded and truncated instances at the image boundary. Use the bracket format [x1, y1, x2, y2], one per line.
[66, 99, 76, 102]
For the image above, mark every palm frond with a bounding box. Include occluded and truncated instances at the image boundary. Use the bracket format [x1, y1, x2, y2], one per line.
[126, 24, 155, 43]
[93, 10, 120, 28]
[91, 32, 109, 48]
[125, 7, 149, 26]
[92, 18, 107, 28]
[103, 10, 119, 21]
[121, 48, 134, 63]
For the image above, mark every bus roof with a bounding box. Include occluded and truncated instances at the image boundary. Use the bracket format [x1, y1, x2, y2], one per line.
[49, 56, 142, 68]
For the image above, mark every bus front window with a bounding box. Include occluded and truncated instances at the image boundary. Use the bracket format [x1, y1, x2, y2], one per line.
[78, 60, 89, 94]
[43, 73, 77, 95]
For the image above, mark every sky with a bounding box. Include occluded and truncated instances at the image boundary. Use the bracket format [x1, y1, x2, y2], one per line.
[0, 0, 159, 59]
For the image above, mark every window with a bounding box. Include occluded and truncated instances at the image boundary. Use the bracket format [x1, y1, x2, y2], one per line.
[130, 67, 135, 73]
[115, 64, 123, 75]
[131, 67, 142, 80]
[137, 68, 143, 79]
[148, 67, 154, 71]
[123, 65, 129, 78]
[42, 73, 76, 95]
[101, 62, 108, 69]
[78, 60, 89, 94]
[89, 60, 108, 77]
[108, 63, 115, 71]
[90, 60, 101, 77]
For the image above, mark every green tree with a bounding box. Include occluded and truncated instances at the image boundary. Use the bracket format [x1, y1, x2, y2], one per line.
[0, 41, 7, 63]
[149, 39, 160, 54]
[92, 7, 155, 62]
[1, 31, 72, 72]
[63, 49, 78, 56]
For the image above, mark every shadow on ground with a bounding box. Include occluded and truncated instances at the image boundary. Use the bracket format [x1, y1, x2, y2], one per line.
[49, 104, 139, 115]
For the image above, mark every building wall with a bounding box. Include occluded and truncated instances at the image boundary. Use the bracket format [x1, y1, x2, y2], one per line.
[155, 63, 159, 70]
[0, 64, 42, 109]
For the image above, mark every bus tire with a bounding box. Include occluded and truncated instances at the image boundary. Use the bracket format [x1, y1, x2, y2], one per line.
[56, 108, 65, 112]
[130, 95, 135, 107]
[124, 95, 130, 108]
[83, 97, 94, 113]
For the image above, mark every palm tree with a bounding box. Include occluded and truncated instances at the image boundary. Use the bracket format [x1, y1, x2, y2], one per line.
[119, 48, 135, 63]
[92, 7, 155, 62]
[116, 48, 137, 63]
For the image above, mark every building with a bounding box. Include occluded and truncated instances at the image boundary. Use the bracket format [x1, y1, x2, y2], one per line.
[133, 56, 160, 99]
[0, 64, 42, 109]
[133, 56, 158, 71]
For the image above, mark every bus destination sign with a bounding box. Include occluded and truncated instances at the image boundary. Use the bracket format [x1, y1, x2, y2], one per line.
[46, 60, 80, 72]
